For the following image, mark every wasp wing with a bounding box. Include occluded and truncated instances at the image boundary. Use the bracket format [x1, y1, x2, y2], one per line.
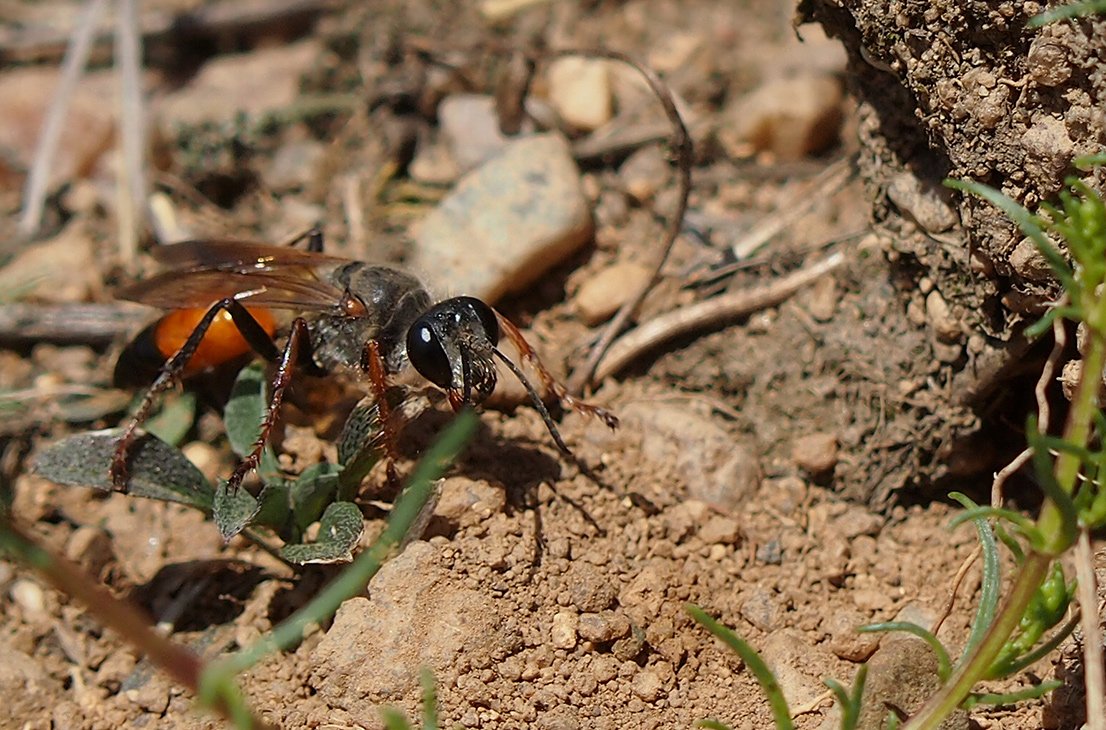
[118, 240, 351, 312]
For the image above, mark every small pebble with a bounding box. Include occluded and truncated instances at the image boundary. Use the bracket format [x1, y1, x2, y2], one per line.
[575, 262, 652, 326]
[698, 515, 741, 546]
[577, 611, 631, 643]
[550, 611, 578, 649]
[65, 526, 115, 577]
[438, 94, 510, 172]
[618, 146, 669, 203]
[826, 609, 880, 662]
[721, 73, 843, 160]
[792, 432, 838, 474]
[10, 578, 46, 617]
[1009, 237, 1054, 282]
[546, 57, 613, 132]
[805, 276, 838, 321]
[630, 668, 664, 702]
[925, 290, 961, 342]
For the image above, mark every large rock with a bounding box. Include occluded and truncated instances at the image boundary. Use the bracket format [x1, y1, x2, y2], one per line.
[409, 133, 593, 302]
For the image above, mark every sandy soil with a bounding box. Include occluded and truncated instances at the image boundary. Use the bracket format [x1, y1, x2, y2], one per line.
[0, 1, 1099, 728]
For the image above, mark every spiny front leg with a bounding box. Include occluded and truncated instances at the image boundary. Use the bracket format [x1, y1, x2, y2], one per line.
[225, 318, 310, 492]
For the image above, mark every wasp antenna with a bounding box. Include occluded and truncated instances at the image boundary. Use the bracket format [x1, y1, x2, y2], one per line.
[492, 347, 573, 457]
[493, 311, 620, 430]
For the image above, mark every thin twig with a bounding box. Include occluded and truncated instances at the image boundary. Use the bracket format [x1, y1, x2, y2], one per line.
[18, 0, 108, 237]
[991, 311, 1067, 507]
[593, 252, 845, 380]
[1074, 529, 1105, 730]
[932, 546, 981, 637]
[559, 48, 693, 394]
[0, 302, 148, 345]
[115, 0, 147, 268]
[729, 156, 856, 260]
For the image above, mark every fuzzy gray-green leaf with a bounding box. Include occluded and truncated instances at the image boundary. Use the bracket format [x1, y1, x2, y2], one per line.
[33, 429, 213, 510]
[279, 501, 364, 564]
[213, 480, 261, 541]
[224, 363, 267, 458]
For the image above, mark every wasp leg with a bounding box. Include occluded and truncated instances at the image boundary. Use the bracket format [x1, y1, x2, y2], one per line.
[492, 311, 620, 429]
[225, 317, 311, 492]
[360, 339, 401, 487]
[280, 226, 325, 252]
[111, 298, 283, 489]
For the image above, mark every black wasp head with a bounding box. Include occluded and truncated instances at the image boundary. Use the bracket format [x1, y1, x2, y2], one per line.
[406, 296, 501, 410]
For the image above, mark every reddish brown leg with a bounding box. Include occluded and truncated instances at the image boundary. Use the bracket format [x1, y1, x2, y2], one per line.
[111, 298, 281, 489]
[493, 312, 620, 429]
[360, 339, 400, 486]
[225, 317, 310, 492]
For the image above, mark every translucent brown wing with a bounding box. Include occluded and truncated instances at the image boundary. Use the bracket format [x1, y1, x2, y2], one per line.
[118, 240, 352, 312]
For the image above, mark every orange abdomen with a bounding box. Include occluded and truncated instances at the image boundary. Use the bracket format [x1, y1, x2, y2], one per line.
[154, 306, 278, 376]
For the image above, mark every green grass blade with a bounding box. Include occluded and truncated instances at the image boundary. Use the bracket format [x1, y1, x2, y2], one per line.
[963, 680, 1063, 708]
[686, 604, 794, 730]
[948, 493, 1002, 661]
[859, 622, 952, 681]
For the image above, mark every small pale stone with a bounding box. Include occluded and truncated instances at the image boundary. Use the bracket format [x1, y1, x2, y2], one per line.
[630, 668, 664, 702]
[792, 432, 838, 473]
[619, 146, 668, 202]
[925, 290, 960, 342]
[432, 477, 505, 528]
[263, 139, 324, 191]
[65, 526, 114, 577]
[887, 173, 958, 234]
[806, 276, 838, 321]
[1021, 115, 1073, 190]
[762, 629, 834, 708]
[575, 262, 652, 325]
[722, 73, 843, 160]
[546, 58, 613, 132]
[698, 515, 741, 545]
[826, 610, 880, 661]
[10, 578, 46, 617]
[551, 611, 578, 649]
[411, 133, 593, 302]
[438, 94, 509, 172]
[740, 588, 782, 632]
[1009, 238, 1054, 282]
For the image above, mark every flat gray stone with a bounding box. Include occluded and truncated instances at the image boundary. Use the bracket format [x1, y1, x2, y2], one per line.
[410, 133, 593, 302]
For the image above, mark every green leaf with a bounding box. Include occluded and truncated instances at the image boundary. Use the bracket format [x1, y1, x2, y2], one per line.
[336, 397, 385, 498]
[963, 680, 1063, 708]
[289, 463, 341, 534]
[686, 604, 794, 730]
[948, 493, 1001, 662]
[213, 480, 261, 541]
[33, 429, 213, 510]
[279, 501, 364, 564]
[224, 363, 268, 458]
[144, 392, 197, 446]
[824, 665, 867, 730]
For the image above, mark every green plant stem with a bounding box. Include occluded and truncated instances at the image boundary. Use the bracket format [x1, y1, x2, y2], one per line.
[909, 290, 1106, 728]
[0, 516, 264, 727]
[904, 554, 1051, 729]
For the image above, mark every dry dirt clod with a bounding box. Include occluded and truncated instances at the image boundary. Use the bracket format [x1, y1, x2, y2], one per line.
[825, 609, 880, 662]
[761, 629, 836, 709]
[577, 611, 631, 643]
[792, 431, 838, 474]
[924, 290, 961, 343]
[1009, 237, 1054, 283]
[618, 145, 669, 203]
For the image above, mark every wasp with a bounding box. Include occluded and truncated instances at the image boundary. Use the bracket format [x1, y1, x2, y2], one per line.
[109, 230, 618, 491]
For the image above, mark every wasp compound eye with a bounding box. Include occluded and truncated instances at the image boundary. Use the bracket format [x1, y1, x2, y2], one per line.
[406, 320, 452, 389]
[459, 297, 500, 346]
